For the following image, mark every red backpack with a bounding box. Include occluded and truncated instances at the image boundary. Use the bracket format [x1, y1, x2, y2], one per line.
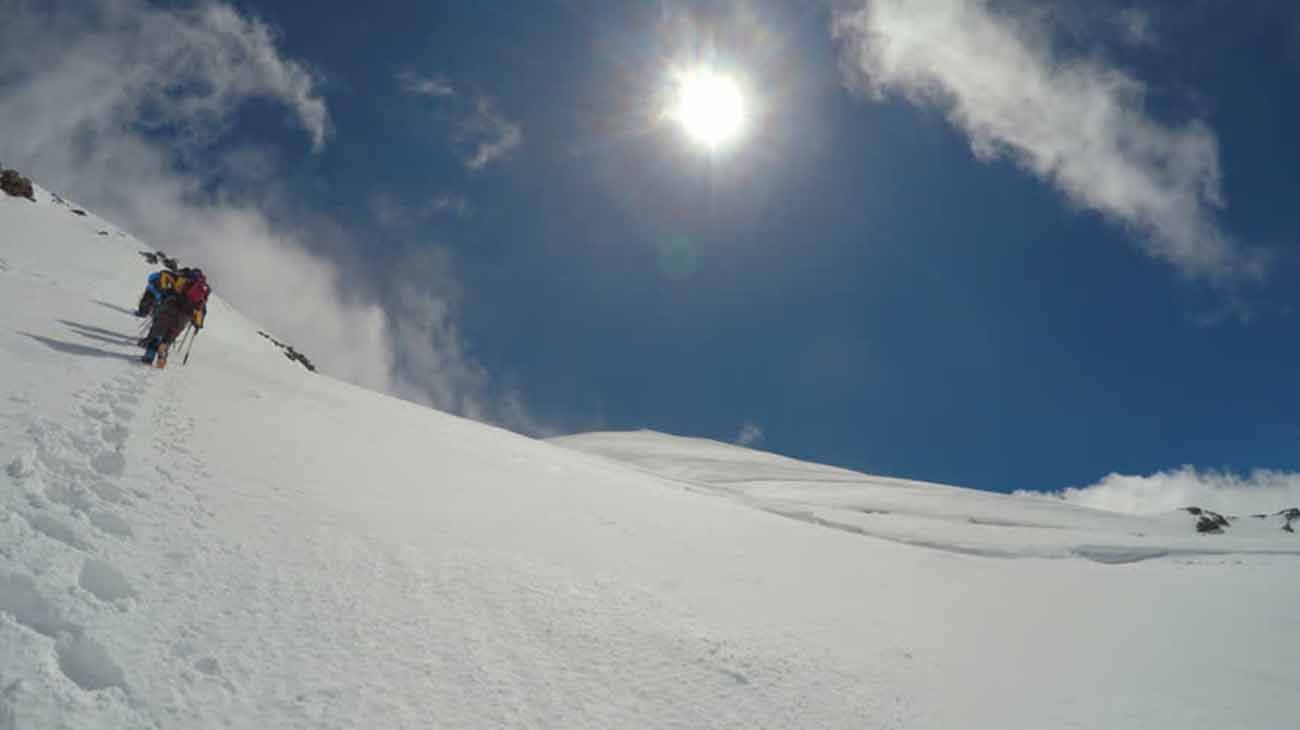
[182, 276, 210, 307]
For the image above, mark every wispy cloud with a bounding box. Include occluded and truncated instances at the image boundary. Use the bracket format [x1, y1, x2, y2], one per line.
[0, 0, 542, 435]
[1116, 7, 1155, 46]
[431, 194, 472, 217]
[369, 192, 411, 229]
[399, 72, 524, 172]
[735, 421, 765, 448]
[461, 96, 524, 171]
[833, 0, 1257, 282]
[369, 192, 473, 228]
[398, 71, 455, 98]
[0, 0, 329, 153]
[1018, 467, 1300, 515]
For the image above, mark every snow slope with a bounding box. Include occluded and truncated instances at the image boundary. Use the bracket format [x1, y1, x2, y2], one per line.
[2, 186, 1299, 729]
[551, 431, 1300, 563]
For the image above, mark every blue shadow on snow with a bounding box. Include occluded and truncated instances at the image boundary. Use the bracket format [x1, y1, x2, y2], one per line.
[58, 320, 142, 347]
[18, 332, 140, 363]
[92, 299, 140, 317]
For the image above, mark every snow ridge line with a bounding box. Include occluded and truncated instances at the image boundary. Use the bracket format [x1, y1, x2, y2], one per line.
[758, 506, 1300, 564]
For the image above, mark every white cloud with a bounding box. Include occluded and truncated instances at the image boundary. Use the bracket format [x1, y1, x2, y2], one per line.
[1116, 7, 1155, 46]
[368, 192, 410, 228]
[398, 71, 455, 98]
[0, 0, 328, 153]
[461, 96, 524, 171]
[399, 72, 523, 172]
[832, 0, 1258, 281]
[369, 192, 472, 228]
[1017, 467, 1300, 516]
[430, 194, 472, 217]
[0, 0, 542, 435]
[735, 421, 765, 447]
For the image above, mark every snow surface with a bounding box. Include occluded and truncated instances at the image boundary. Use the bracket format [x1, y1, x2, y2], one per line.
[2, 186, 1299, 729]
[550, 431, 1300, 562]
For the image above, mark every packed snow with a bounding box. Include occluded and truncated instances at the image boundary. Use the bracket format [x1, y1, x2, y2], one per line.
[2, 184, 1298, 728]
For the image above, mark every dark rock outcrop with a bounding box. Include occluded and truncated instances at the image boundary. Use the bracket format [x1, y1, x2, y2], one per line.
[1191, 506, 1299, 535]
[1185, 506, 1230, 534]
[137, 251, 180, 271]
[1279, 508, 1299, 533]
[1, 169, 36, 201]
[258, 331, 317, 373]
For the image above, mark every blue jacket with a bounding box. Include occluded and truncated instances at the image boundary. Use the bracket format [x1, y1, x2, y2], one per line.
[146, 271, 164, 300]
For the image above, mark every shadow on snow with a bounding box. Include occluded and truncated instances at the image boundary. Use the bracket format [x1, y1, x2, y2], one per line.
[19, 332, 140, 363]
[92, 299, 140, 317]
[57, 320, 142, 347]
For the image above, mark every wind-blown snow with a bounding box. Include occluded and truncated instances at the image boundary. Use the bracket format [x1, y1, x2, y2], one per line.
[2, 186, 1298, 728]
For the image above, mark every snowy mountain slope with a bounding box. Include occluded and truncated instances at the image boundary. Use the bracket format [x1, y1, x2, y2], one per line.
[2, 185, 1299, 729]
[552, 431, 1300, 563]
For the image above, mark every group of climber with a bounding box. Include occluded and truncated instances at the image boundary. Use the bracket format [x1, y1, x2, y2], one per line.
[134, 266, 210, 367]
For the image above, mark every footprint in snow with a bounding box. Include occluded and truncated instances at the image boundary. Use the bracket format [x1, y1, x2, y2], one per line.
[86, 509, 132, 540]
[5, 452, 36, 480]
[0, 570, 78, 637]
[99, 422, 129, 449]
[24, 513, 92, 552]
[80, 405, 111, 423]
[78, 559, 134, 603]
[86, 480, 130, 506]
[193, 657, 222, 677]
[55, 632, 126, 692]
[89, 450, 126, 478]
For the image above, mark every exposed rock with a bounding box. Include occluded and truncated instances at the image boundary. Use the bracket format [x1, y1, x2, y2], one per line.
[1194, 516, 1224, 534]
[0, 169, 35, 202]
[137, 251, 180, 271]
[1185, 507, 1230, 534]
[1188, 506, 1297, 535]
[1279, 508, 1300, 533]
[258, 331, 318, 373]
[71, 209, 87, 216]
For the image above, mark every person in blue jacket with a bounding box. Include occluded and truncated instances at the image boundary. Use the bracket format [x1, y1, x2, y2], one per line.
[135, 269, 178, 318]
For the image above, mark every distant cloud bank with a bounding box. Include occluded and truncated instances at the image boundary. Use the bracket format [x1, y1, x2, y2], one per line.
[1018, 467, 1300, 515]
[833, 0, 1258, 282]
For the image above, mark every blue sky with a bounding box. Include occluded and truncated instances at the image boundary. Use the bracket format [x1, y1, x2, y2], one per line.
[4, 0, 1300, 495]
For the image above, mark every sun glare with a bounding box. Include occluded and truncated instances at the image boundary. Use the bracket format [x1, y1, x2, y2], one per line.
[672, 70, 746, 148]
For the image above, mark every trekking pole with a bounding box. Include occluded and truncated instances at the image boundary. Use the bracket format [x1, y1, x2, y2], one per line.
[182, 327, 199, 366]
[175, 324, 193, 352]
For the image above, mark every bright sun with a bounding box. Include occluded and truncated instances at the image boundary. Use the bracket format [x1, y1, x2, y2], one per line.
[672, 70, 746, 148]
